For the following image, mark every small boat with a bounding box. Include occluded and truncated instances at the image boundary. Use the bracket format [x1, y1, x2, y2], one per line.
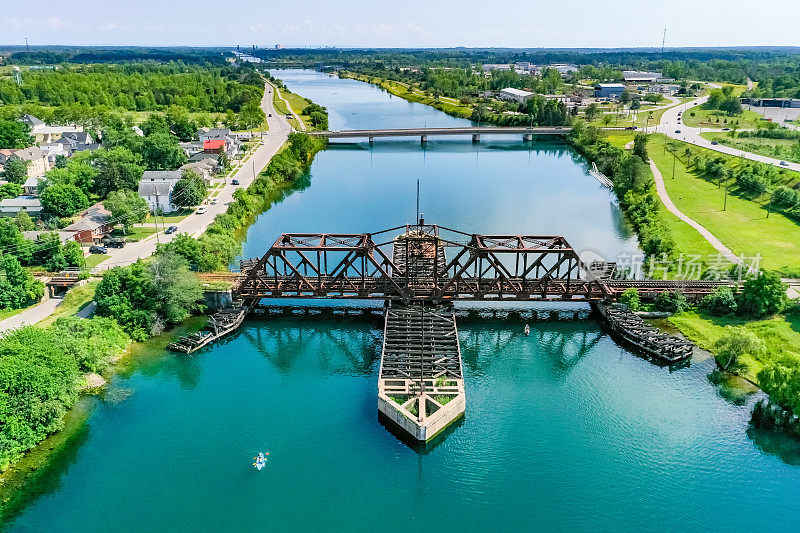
[253, 452, 268, 471]
[524, 324, 530, 336]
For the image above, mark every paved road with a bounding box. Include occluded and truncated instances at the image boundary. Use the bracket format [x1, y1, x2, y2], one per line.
[0, 297, 62, 333]
[656, 86, 800, 173]
[95, 82, 292, 271]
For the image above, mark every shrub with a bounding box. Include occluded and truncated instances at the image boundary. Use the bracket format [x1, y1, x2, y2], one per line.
[737, 272, 788, 318]
[653, 291, 689, 314]
[713, 326, 765, 371]
[619, 287, 641, 311]
[700, 287, 738, 316]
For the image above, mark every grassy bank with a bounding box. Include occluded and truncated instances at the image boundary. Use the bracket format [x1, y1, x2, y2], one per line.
[682, 106, 766, 130]
[701, 132, 800, 165]
[669, 309, 800, 384]
[650, 134, 800, 274]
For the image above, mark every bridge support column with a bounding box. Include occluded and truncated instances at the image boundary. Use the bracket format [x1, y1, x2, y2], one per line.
[523, 133, 534, 141]
[420, 134, 427, 144]
[472, 133, 480, 143]
[369, 136, 374, 144]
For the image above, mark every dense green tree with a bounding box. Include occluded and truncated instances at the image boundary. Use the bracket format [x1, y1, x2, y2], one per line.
[0, 120, 33, 149]
[92, 147, 145, 197]
[585, 103, 600, 121]
[713, 326, 766, 371]
[0, 183, 23, 201]
[0, 255, 44, 309]
[40, 183, 89, 217]
[737, 272, 789, 318]
[653, 291, 689, 313]
[758, 352, 800, 415]
[632, 133, 648, 162]
[14, 210, 35, 231]
[170, 169, 207, 208]
[700, 287, 738, 316]
[103, 189, 149, 234]
[149, 252, 204, 324]
[2, 158, 29, 184]
[140, 132, 187, 170]
[619, 288, 641, 311]
[95, 261, 157, 340]
[613, 154, 650, 196]
[141, 113, 170, 136]
[156, 232, 203, 266]
[239, 100, 266, 130]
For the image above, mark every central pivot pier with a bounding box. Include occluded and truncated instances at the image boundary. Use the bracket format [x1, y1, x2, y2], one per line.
[378, 225, 465, 441]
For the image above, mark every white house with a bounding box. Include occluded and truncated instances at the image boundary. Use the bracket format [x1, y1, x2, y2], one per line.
[138, 182, 177, 214]
[23, 175, 44, 196]
[0, 196, 42, 216]
[498, 88, 534, 103]
[141, 170, 184, 184]
[21, 115, 84, 144]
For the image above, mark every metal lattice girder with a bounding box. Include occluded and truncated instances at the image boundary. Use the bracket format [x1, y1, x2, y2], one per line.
[234, 224, 611, 303]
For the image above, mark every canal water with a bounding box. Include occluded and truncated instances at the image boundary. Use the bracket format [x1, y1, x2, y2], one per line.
[5, 70, 800, 532]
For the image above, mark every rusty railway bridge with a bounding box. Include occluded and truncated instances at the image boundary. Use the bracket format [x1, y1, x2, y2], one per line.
[180, 223, 733, 442]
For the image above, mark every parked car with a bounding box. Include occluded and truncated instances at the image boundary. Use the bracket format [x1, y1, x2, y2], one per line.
[165, 225, 178, 234]
[675, 130, 681, 133]
[231, 179, 240, 185]
[711, 141, 719, 145]
[196, 206, 208, 214]
[211, 197, 220, 204]
[106, 238, 126, 248]
[780, 161, 789, 167]
[89, 246, 108, 254]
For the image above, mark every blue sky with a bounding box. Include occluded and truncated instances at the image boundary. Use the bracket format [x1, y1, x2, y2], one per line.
[4, 0, 800, 48]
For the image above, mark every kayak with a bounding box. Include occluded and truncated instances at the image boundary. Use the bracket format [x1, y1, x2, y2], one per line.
[253, 452, 268, 471]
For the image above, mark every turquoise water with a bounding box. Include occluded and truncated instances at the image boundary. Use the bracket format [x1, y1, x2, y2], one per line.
[6, 70, 800, 532]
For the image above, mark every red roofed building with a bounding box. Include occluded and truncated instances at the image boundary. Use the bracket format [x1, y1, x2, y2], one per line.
[203, 139, 226, 154]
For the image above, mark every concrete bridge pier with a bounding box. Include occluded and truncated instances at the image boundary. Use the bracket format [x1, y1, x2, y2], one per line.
[523, 133, 534, 141]
[369, 136, 374, 144]
[420, 134, 428, 144]
[472, 133, 480, 143]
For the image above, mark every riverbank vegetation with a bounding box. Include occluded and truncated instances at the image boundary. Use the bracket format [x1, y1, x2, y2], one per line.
[266, 73, 328, 131]
[0, 317, 129, 469]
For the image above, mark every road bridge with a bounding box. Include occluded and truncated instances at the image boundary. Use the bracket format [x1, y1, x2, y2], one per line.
[308, 126, 571, 143]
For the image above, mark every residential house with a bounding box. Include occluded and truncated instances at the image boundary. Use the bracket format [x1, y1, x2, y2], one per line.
[21, 115, 84, 144]
[141, 170, 183, 184]
[40, 142, 69, 167]
[23, 175, 44, 196]
[63, 204, 113, 244]
[55, 131, 99, 156]
[198, 128, 240, 157]
[23, 230, 77, 244]
[0, 146, 48, 177]
[203, 139, 226, 154]
[180, 158, 219, 183]
[138, 182, 176, 213]
[0, 196, 42, 216]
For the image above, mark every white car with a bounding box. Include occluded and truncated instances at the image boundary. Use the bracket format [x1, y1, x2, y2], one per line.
[196, 206, 208, 214]
[210, 197, 220, 204]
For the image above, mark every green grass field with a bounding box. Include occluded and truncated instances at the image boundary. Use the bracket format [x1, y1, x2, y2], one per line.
[668, 309, 800, 384]
[84, 254, 110, 269]
[146, 210, 192, 224]
[681, 106, 766, 130]
[700, 132, 800, 164]
[112, 226, 156, 242]
[650, 134, 800, 274]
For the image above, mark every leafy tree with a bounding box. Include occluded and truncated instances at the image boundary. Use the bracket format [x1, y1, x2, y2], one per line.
[0, 120, 33, 149]
[2, 158, 29, 184]
[758, 352, 800, 415]
[653, 291, 689, 313]
[713, 326, 765, 371]
[40, 183, 89, 218]
[700, 287, 738, 316]
[197, 232, 240, 272]
[585, 103, 599, 121]
[95, 261, 157, 340]
[632, 133, 648, 162]
[140, 132, 187, 170]
[43, 159, 98, 195]
[92, 147, 145, 197]
[156, 232, 202, 266]
[171, 169, 207, 208]
[239, 100, 266, 130]
[619, 287, 641, 311]
[14, 210, 34, 231]
[630, 99, 641, 111]
[286, 132, 315, 164]
[50, 316, 129, 373]
[737, 272, 788, 318]
[0, 183, 23, 201]
[141, 113, 170, 136]
[149, 252, 203, 323]
[0, 255, 44, 309]
[104, 189, 149, 234]
[613, 154, 650, 196]
[619, 90, 632, 106]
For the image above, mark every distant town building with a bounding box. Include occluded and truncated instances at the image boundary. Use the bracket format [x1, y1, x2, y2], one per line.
[622, 71, 663, 83]
[594, 83, 626, 98]
[498, 87, 534, 103]
[482, 64, 512, 73]
[741, 97, 800, 108]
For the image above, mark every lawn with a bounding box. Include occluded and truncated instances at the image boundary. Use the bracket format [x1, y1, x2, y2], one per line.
[700, 132, 800, 165]
[649, 134, 800, 274]
[113, 226, 156, 242]
[681, 106, 766, 130]
[146, 210, 192, 224]
[84, 254, 110, 269]
[38, 281, 100, 328]
[668, 309, 800, 384]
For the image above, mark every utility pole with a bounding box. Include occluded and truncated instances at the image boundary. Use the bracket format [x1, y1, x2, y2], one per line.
[153, 191, 161, 245]
[672, 149, 676, 179]
[723, 183, 728, 211]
